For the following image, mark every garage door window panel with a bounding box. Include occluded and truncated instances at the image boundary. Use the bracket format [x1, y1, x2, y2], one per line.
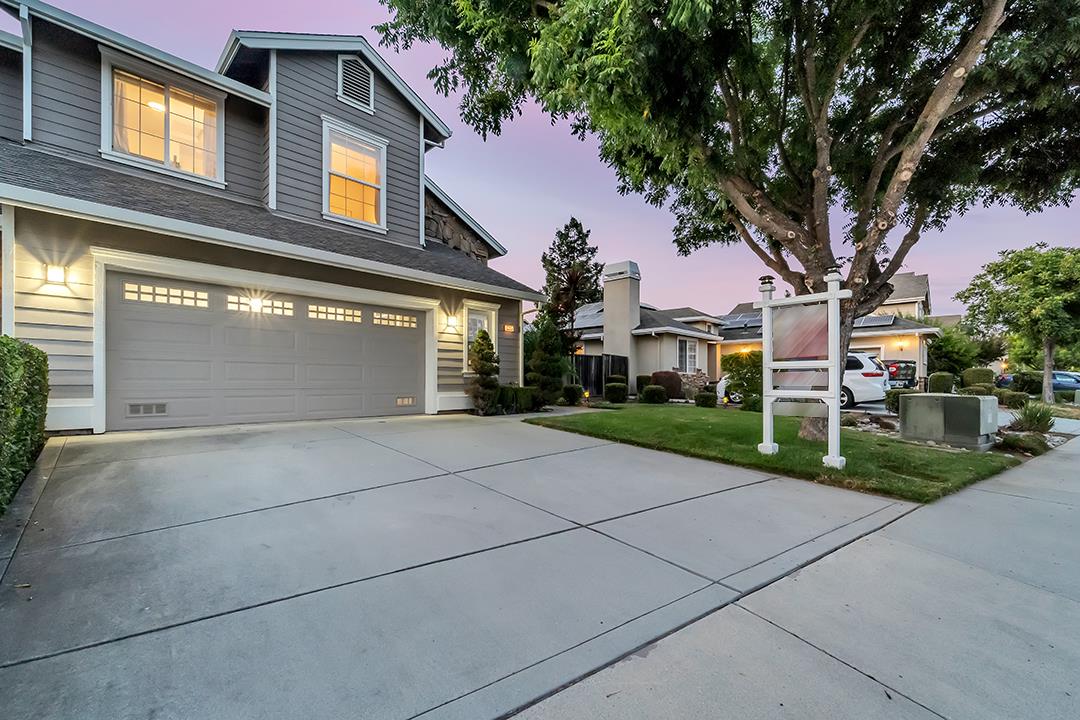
[227, 295, 294, 317]
[309, 305, 362, 323]
[123, 282, 208, 308]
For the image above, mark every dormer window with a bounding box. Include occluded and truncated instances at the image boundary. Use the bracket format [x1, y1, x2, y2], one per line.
[322, 116, 387, 231]
[100, 49, 225, 187]
[337, 55, 375, 113]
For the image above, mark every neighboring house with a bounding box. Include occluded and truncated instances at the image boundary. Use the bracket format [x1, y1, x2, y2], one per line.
[574, 261, 721, 391]
[0, 1, 541, 432]
[715, 271, 942, 380]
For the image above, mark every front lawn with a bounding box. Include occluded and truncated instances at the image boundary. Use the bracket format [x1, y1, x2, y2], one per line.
[526, 405, 1019, 503]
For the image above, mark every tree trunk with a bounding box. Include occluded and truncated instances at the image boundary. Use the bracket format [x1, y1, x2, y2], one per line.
[798, 301, 857, 442]
[1042, 336, 1056, 404]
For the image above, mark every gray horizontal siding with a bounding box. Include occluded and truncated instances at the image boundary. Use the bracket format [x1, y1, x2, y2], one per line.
[0, 49, 20, 141]
[224, 97, 267, 201]
[498, 302, 521, 385]
[274, 50, 422, 246]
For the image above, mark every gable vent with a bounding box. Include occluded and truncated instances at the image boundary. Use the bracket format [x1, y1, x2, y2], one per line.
[339, 56, 374, 111]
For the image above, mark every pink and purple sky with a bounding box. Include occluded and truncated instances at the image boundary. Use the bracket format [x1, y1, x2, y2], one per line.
[7, 1, 1077, 315]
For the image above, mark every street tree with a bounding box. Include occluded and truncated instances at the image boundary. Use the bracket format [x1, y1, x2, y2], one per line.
[540, 217, 603, 354]
[957, 244, 1080, 403]
[378, 0, 1080, 434]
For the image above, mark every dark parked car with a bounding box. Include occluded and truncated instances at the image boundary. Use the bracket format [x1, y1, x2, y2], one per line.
[1053, 371, 1080, 393]
[996, 373, 1013, 388]
[885, 359, 917, 389]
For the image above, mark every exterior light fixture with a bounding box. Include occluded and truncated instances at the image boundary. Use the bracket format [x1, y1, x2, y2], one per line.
[248, 298, 264, 312]
[584, 390, 590, 399]
[45, 265, 67, 284]
[445, 314, 459, 331]
[502, 323, 515, 333]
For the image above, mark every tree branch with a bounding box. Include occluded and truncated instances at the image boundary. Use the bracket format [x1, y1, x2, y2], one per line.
[729, 214, 805, 290]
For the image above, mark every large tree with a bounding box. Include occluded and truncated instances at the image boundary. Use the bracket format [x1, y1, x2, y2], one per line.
[957, 244, 1080, 402]
[539, 217, 604, 354]
[378, 0, 1079, 350]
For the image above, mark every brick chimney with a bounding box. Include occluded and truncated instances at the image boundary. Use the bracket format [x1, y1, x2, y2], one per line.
[602, 261, 641, 386]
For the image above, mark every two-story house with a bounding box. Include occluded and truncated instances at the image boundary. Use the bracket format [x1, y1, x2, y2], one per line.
[0, 1, 542, 432]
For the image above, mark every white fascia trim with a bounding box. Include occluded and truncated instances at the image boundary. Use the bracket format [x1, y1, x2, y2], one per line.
[3, 0, 270, 106]
[0, 183, 545, 302]
[267, 50, 278, 210]
[217, 31, 450, 139]
[1, 204, 14, 335]
[631, 326, 720, 342]
[89, 247, 443, 429]
[580, 332, 603, 341]
[19, 4, 30, 141]
[672, 315, 721, 324]
[0, 27, 19, 52]
[424, 177, 506, 258]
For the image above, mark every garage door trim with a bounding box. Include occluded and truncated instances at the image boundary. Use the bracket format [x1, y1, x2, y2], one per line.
[90, 246, 441, 432]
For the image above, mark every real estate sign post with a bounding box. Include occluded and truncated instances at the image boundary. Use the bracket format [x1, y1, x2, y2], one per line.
[755, 269, 852, 469]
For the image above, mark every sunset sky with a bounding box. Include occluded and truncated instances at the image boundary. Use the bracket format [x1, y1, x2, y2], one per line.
[9, 0, 1077, 315]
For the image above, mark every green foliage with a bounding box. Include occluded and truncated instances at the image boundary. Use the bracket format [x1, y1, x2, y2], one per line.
[927, 326, 979, 376]
[607, 374, 627, 385]
[1008, 334, 1080, 371]
[650, 371, 683, 401]
[1011, 371, 1042, 395]
[928, 372, 955, 394]
[526, 316, 567, 405]
[885, 388, 921, 415]
[958, 386, 991, 396]
[961, 368, 996, 388]
[496, 385, 543, 414]
[466, 329, 500, 415]
[1003, 391, 1030, 409]
[840, 413, 860, 427]
[1055, 390, 1078, 404]
[995, 432, 1050, 456]
[604, 382, 629, 403]
[694, 391, 717, 408]
[1, 336, 49, 514]
[634, 375, 652, 393]
[562, 384, 585, 406]
[1011, 402, 1055, 433]
[973, 336, 1007, 367]
[958, 245, 1080, 402]
[723, 351, 763, 400]
[537, 218, 603, 355]
[639, 385, 668, 404]
[740, 395, 763, 413]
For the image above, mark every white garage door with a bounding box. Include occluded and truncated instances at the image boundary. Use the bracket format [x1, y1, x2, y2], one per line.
[105, 273, 425, 430]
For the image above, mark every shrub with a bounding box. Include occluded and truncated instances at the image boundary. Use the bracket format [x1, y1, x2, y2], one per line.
[1054, 390, 1078, 404]
[840, 413, 860, 427]
[1011, 402, 1055, 433]
[740, 394, 763, 412]
[958, 385, 993, 396]
[724, 351, 763, 401]
[607, 374, 627, 385]
[1, 337, 49, 514]
[928, 372, 955, 393]
[526, 317, 566, 406]
[604, 382, 628, 403]
[639, 385, 668, 404]
[961, 367, 995, 388]
[996, 432, 1050, 456]
[1011, 371, 1042, 395]
[1003, 390, 1030, 409]
[562, 384, 584, 406]
[885, 388, 920, 414]
[634, 375, 652, 393]
[694, 391, 717, 408]
[496, 385, 541, 414]
[466, 330, 500, 415]
[992, 387, 1009, 402]
[650, 371, 683, 401]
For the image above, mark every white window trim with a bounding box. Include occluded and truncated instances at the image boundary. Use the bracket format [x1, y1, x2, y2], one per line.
[462, 299, 499, 372]
[99, 46, 227, 189]
[321, 115, 389, 234]
[677, 338, 699, 373]
[336, 54, 375, 115]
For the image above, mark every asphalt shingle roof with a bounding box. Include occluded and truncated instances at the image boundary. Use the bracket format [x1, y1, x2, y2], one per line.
[715, 310, 939, 342]
[0, 141, 538, 296]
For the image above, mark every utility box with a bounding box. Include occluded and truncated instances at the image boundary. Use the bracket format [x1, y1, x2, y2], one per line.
[900, 393, 997, 451]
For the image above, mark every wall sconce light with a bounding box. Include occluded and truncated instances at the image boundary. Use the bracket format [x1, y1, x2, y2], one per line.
[896, 341, 906, 351]
[45, 264, 67, 284]
[502, 323, 515, 333]
[445, 314, 460, 332]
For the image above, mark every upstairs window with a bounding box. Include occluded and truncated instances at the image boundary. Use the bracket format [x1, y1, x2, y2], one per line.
[322, 117, 387, 231]
[337, 55, 375, 113]
[103, 51, 225, 186]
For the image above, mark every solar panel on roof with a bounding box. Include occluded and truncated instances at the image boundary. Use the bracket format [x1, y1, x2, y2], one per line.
[855, 315, 894, 328]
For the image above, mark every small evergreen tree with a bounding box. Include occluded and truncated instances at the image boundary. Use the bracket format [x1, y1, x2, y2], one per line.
[466, 329, 500, 415]
[539, 218, 603, 356]
[526, 316, 566, 406]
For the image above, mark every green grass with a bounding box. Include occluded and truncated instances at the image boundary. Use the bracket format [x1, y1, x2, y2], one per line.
[526, 405, 1019, 503]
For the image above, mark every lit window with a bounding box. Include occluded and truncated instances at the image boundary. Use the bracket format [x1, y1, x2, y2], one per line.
[323, 120, 386, 229]
[308, 305, 362, 323]
[677, 338, 698, 372]
[372, 312, 417, 328]
[111, 68, 220, 179]
[396, 396, 416, 407]
[124, 282, 208, 308]
[227, 295, 293, 316]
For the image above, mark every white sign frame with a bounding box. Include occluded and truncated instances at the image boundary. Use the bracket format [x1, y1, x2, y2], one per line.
[755, 270, 852, 469]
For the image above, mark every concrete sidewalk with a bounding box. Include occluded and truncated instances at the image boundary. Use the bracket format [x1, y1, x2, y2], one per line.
[521, 437, 1080, 720]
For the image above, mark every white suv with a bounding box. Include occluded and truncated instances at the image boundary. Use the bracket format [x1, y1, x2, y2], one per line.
[842, 352, 889, 408]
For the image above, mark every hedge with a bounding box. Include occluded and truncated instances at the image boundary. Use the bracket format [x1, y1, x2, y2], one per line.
[640, 385, 668, 404]
[1003, 390, 1029, 409]
[650, 371, 683, 401]
[741, 394, 763, 412]
[607, 375, 627, 385]
[496, 385, 543, 414]
[958, 385, 994, 396]
[634, 375, 652, 393]
[604, 382, 629, 403]
[1011, 371, 1042, 395]
[1, 336, 49, 514]
[961, 367, 995, 388]
[885, 388, 920, 414]
[1054, 390, 1078, 404]
[694, 391, 717, 408]
[928, 372, 954, 393]
[562, 384, 585, 406]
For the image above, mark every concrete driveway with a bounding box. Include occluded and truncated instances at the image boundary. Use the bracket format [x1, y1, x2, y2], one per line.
[0, 413, 912, 719]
